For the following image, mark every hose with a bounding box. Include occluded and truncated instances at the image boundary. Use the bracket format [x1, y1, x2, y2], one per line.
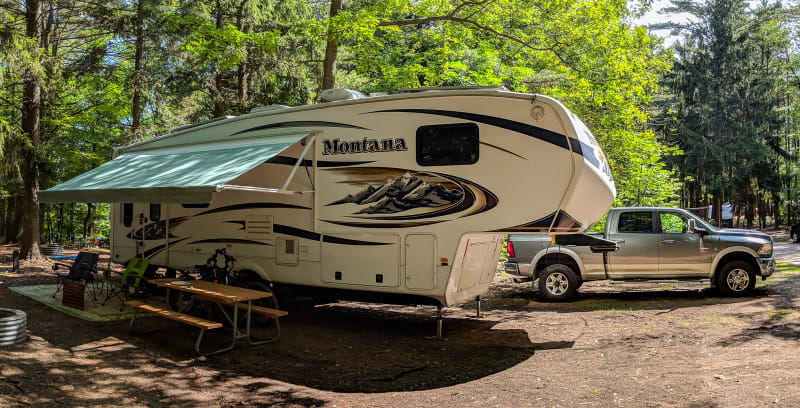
[0, 309, 27, 346]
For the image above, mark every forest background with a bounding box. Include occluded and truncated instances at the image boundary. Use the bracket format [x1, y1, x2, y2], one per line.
[1, 0, 799, 258]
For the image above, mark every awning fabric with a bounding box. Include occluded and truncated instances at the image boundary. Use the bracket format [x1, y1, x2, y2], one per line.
[39, 134, 306, 203]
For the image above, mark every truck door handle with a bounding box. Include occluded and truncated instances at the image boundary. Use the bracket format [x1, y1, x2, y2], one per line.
[662, 239, 676, 244]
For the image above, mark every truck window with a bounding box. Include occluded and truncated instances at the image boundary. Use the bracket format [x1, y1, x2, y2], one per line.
[618, 211, 653, 233]
[416, 123, 479, 166]
[660, 213, 686, 233]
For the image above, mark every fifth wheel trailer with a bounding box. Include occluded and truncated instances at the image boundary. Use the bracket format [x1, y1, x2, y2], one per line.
[39, 87, 616, 308]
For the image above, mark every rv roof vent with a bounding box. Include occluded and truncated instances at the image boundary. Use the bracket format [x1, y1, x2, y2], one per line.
[397, 86, 509, 93]
[250, 104, 290, 114]
[319, 88, 367, 102]
[168, 115, 236, 134]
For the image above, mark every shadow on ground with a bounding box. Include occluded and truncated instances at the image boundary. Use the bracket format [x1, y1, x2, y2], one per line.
[121, 297, 565, 393]
[1, 267, 570, 399]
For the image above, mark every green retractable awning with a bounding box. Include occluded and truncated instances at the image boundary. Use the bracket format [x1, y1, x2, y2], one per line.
[38, 134, 306, 203]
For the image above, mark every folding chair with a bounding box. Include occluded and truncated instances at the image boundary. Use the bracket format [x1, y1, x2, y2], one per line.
[102, 258, 151, 311]
[52, 251, 100, 305]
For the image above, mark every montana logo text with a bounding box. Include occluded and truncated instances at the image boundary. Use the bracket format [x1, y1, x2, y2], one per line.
[322, 138, 408, 155]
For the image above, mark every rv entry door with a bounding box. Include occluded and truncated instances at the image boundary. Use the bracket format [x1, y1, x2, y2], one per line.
[113, 203, 148, 260]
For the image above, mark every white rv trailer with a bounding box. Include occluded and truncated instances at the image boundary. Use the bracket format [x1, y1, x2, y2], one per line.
[40, 88, 616, 309]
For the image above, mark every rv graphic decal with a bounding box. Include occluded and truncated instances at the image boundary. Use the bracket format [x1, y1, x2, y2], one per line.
[492, 210, 583, 232]
[322, 138, 408, 155]
[331, 172, 463, 214]
[231, 120, 369, 136]
[370, 108, 592, 158]
[142, 238, 188, 259]
[126, 216, 190, 240]
[324, 168, 497, 227]
[266, 155, 374, 167]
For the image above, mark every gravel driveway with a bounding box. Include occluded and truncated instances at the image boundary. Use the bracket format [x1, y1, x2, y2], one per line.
[1, 243, 799, 407]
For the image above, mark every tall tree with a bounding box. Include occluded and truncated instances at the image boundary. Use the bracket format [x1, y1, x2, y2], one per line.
[19, 0, 44, 259]
[130, 0, 147, 141]
[661, 0, 791, 225]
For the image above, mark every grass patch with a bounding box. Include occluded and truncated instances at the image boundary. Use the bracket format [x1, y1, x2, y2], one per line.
[766, 308, 800, 321]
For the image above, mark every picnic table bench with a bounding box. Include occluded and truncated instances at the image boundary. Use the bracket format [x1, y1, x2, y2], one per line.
[126, 279, 285, 356]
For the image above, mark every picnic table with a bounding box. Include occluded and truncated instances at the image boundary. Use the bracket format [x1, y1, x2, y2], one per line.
[126, 279, 286, 356]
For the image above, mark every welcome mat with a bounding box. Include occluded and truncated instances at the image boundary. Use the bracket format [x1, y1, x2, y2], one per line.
[8, 284, 138, 323]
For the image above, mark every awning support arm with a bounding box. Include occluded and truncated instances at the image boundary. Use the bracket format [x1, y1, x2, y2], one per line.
[215, 185, 312, 195]
[281, 132, 318, 192]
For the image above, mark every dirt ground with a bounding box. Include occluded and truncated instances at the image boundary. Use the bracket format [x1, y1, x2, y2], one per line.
[1, 240, 799, 408]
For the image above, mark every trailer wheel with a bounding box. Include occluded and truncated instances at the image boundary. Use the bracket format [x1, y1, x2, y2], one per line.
[537, 264, 578, 301]
[716, 261, 756, 296]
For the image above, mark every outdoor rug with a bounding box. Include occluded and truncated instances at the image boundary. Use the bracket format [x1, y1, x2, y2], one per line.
[8, 284, 138, 323]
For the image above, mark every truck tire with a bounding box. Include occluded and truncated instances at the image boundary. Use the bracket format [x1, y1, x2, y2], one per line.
[717, 261, 756, 296]
[537, 264, 578, 301]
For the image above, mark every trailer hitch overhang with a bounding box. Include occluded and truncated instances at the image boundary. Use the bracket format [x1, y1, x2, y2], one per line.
[552, 234, 618, 253]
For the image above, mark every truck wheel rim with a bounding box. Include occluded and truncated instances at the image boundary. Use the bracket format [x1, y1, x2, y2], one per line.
[726, 269, 750, 292]
[545, 273, 569, 295]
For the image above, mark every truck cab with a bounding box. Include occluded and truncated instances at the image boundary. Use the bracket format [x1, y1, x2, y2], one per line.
[505, 207, 775, 301]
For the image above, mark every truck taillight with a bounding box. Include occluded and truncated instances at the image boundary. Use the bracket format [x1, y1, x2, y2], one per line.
[507, 241, 515, 258]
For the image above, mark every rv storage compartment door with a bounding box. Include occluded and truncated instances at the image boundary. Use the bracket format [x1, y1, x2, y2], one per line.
[321, 234, 399, 287]
[457, 234, 502, 292]
[405, 234, 436, 290]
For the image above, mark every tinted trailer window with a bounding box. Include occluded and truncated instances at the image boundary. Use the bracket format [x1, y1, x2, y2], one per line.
[416, 123, 479, 166]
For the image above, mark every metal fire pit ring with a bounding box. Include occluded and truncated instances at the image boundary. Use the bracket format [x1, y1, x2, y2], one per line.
[0, 308, 27, 346]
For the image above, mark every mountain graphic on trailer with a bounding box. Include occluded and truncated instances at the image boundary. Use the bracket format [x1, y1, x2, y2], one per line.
[330, 173, 464, 214]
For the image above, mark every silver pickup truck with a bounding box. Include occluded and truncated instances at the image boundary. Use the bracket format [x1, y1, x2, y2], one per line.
[504, 207, 775, 301]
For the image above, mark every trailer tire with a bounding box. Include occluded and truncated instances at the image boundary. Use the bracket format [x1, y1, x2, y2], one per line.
[717, 260, 756, 296]
[537, 264, 578, 301]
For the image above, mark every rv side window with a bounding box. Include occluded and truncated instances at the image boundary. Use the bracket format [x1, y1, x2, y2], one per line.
[122, 203, 133, 227]
[416, 123, 479, 166]
[150, 204, 161, 222]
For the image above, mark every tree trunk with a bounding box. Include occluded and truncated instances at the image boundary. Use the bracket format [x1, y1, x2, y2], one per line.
[130, 0, 146, 142]
[745, 200, 754, 229]
[236, 0, 249, 107]
[4, 196, 19, 244]
[20, 0, 44, 260]
[212, 73, 225, 117]
[712, 195, 722, 227]
[320, 0, 341, 93]
[82, 203, 94, 239]
[210, 0, 225, 117]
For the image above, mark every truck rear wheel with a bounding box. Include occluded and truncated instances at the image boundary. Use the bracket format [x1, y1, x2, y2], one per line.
[717, 261, 756, 296]
[537, 264, 578, 301]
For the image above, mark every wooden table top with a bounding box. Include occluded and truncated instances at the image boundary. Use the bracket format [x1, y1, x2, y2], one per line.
[148, 279, 273, 303]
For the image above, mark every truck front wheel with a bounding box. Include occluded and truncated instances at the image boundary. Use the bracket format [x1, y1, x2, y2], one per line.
[538, 264, 578, 301]
[717, 261, 756, 296]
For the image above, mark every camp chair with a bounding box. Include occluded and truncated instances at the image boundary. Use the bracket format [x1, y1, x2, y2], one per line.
[102, 258, 151, 311]
[52, 251, 100, 304]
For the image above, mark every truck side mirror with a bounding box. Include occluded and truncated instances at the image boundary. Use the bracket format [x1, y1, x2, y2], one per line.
[687, 219, 696, 234]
